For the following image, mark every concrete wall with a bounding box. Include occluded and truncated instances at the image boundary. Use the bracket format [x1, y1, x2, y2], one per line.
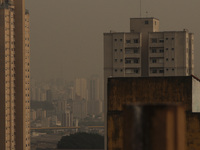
[108, 76, 192, 111]
[122, 105, 185, 150]
[107, 76, 200, 150]
[192, 77, 200, 112]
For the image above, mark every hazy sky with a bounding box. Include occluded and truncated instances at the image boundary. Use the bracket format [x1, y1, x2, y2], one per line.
[26, 0, 200, 80]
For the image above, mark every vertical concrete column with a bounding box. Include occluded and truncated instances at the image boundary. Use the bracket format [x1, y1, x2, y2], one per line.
[14, 0, 28, 150]
[122, 105, 186, 150]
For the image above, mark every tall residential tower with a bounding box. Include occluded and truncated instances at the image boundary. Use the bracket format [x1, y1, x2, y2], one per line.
[0, 0, 30, 150]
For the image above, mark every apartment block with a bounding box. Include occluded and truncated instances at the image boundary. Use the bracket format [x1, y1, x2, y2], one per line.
[104, 18, 194, 79]
[0, 5, 15, 150]
[148, 30, 194, 76]
[0, 0, 30, 149]
[75, 78, 88, 100]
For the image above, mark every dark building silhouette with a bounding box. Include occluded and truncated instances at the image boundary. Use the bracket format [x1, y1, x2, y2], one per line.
[107, 76, 200, 150]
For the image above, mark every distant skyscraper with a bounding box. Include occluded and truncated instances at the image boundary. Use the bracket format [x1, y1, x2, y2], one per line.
[68, 86, 75, 100]
[0, 0, 30, 149]
[46, 89, 53, 101]
[104, 17, 194, 150]
[87, 75, 102, 115]
[61, 110, 72, 127]
[89, 75, 100, 101]
[75, 78, 88, 100]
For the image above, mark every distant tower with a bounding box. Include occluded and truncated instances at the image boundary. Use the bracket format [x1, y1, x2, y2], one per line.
[75, 78, 88, 100]
[89, 75, 100, 101]
[46, 89, 53, 101]
[0, 0, 31, 149]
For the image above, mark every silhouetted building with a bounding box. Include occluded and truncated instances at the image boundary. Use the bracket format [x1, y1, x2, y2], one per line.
[107, 76, 200, 150]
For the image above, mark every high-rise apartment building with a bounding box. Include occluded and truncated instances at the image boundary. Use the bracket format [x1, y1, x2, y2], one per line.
[104, 18, 194, 79]
[104, 17, 194, 150]
[0, 0, 30, 150]
[104, 17, 194, 111]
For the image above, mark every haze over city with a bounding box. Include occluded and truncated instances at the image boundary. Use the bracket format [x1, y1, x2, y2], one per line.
[1, 0, 200, 149]
[26, 0, 200, 80]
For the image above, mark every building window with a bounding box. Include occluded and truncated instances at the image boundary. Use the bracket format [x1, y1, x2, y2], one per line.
[166, 68, 168, 71]
[152, 69, 157, 73]
[120, 59, 123, 62]
[120, 49, 123, 52]
[152, 48, 157, 53]
[172, 68, 174, 71]
[115, 59, 117, 62]
[114, 49, 117, 52]
[125, 58, 139, 64]
[126, 40, 131, 44]
[125, 49, 132, 54]
[172, 58, 174, 61]
[166, 48, 168, 50]
[172, 38, 174, 40]
[152, 59, 157, 63]
[152, 38, 157, 43]
[159, 39, 164, 43]
[159, 69, 164, 73]
[134, 69, 139, 73]
[145, 20, 149, 24]
[114, 39, 117, 41]
[114, 69, 117, 72]
[134, 39, 139, 43]
[134, 48, 139, 53]
[172, 48, 174, 50]
[125, 68, 139, 74]
[166, 58, 168, 61]
[120, 39, 123, 42]
[120, 69, 123, 72]
[159, 49, 164, 53]
[134, 59, 139, 63]
[125, 59, 131, 64]
[166, 38, 168, 40]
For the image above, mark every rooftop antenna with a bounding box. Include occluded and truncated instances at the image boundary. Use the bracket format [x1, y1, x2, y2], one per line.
[140, 0, 142, 17]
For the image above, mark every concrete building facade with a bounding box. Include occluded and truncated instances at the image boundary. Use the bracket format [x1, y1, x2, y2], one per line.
[104, 17, 194, 150]
[104, 18, 194, 79]
[0, 0, 30, 149]
[107, 76, 200, 150]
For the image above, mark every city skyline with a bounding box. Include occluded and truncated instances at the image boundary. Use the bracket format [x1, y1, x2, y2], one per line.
[0, 0, 198, 149]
